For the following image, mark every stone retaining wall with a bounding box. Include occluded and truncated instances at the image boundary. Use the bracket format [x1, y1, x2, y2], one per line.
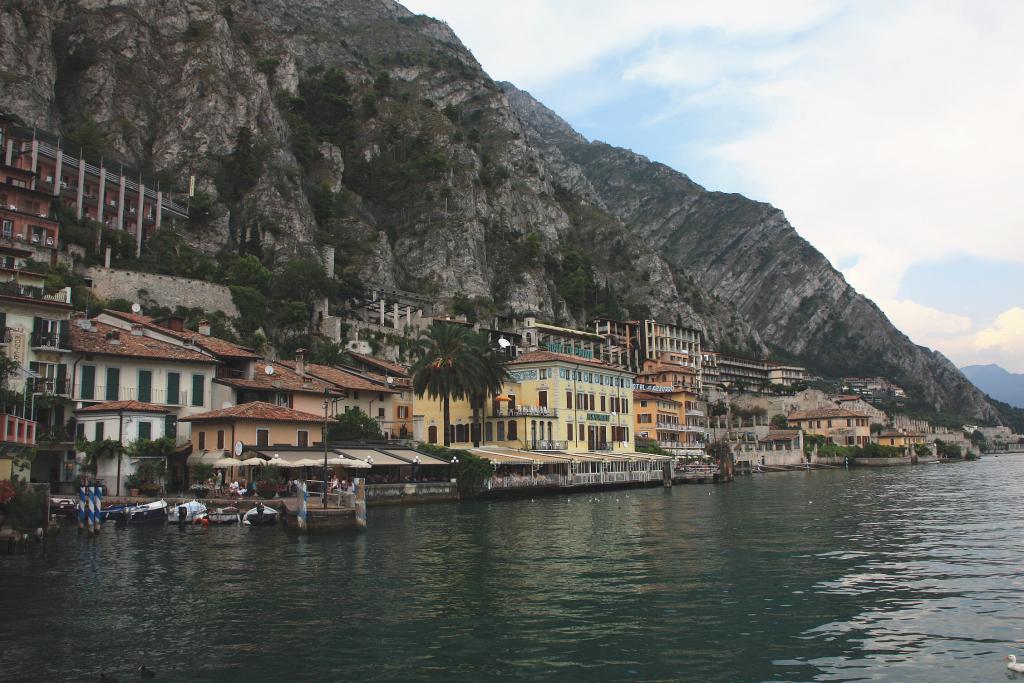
[84, 267, 238, 316]
[366, 482, 458, 504]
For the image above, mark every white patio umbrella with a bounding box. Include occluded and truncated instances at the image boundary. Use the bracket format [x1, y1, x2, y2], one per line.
[326, 455, 371, 469]
[291, 458, 324, 467]
[212, 457, 242, 468]
[239, 457, 266, 466]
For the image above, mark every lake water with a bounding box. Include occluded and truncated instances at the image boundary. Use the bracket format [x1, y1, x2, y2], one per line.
[2, 456, 1023, 682]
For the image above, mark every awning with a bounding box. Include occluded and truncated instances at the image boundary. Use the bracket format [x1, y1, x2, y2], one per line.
[186, 450, 227, 465]
[470, 447, 574, 465]
[379, 449, 450, 466]
[253, 448, 371, 469]
[212, 457, 243, 468]
[337, 448, 411, 466]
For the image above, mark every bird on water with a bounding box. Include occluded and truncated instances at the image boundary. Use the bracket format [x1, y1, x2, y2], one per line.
[1007, 655, 1024, 673]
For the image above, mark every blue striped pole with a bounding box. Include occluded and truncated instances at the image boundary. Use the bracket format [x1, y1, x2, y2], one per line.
[78, 485, 86, 531]
[86, 485, 95, 535]
[92, 484, 102, 533]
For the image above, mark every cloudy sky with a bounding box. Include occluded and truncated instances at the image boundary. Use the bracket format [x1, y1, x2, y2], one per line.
[403, 0, 1024, 372]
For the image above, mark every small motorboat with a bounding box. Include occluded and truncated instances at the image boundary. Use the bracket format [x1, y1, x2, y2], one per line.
[50, 497, 79, 518]
[202, 507, 241, 525]
[168, 500, 207, 524]
[102, 499, 168, 524]
[242, 503, 279, 526]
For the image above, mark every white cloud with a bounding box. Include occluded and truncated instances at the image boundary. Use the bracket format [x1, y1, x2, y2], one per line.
[401, 1, 1024, 370]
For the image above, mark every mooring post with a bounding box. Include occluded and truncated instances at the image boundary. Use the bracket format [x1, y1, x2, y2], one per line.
[354, 478, 366, 528]
[78, 483, 86, 532]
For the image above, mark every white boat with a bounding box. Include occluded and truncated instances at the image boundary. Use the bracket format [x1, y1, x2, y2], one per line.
[242, 503, 279, 526]
[203, 507, 241, 524]
[168, 500, 207, 523]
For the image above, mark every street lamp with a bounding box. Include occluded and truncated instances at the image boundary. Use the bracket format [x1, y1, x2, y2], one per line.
[413, 455, 421, 481]
[322, 388, 330, 508]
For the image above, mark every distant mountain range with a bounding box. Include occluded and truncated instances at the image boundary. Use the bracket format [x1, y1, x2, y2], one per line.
[961, 364, 1024, 409]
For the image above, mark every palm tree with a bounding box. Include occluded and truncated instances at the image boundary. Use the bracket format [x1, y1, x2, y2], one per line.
[411, 323, 478, 447]
[467, 332, 510, 447]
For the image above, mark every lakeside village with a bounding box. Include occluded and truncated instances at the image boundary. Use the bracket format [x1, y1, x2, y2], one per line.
[0, 115, 1021, 536]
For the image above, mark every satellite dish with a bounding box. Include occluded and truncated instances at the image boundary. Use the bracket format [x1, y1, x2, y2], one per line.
[386, 376, 394, 385]
[234, 441, 244, 457]
[131, 303, 142, 313]
[497, 337, 511, 349]
[265, 365, 275, 375]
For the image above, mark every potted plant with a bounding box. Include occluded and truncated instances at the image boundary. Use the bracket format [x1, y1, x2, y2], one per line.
[124, 473, 141, 497]
[190, 462, 214, 498]
[135, 459, 166, 497]
[255, 464, 286, 499]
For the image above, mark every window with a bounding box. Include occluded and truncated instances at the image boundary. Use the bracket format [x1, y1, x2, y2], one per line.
[578, 423, 585, 441]
[198, 432, 206, 450]
[538, 391, 547, 408]
[496, 421, 505, 441]
[566, 423, 573, 440]
[539, 368, 547, 380]
[297, 430, 309, 447]
[95, 422, 104, 441]
[105, 368, 120, 401]
[191, 374, 204, 407]
[76, 423, 85, 440]
[638, 414, 652, 424]
[397, 405, 409, 419]
[216, 430, 225, 449]
[507, 420, 517, 440]
[428, 425, 438, 444]
[588, 394, 595, 410]
[566, 392, 573, 409]
[378, 407, 385, 418]
[137, 369, 152, 403]
[600, 395, 606, 412]
[484, 422, 493, 441]
[138, 421, 151, 440]
[80, 365, 96, 400]
[1, 219, 11, 239]
[622, 399, 628, 414]
[166, 372, 180, 405]
[256, 429, 269, 447]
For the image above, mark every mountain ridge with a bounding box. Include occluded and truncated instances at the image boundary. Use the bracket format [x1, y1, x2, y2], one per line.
[961, 364, 1024, 409]
[0, 0, 1004, 423]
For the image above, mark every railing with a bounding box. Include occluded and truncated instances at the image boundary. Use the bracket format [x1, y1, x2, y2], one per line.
[1, 414, 36, 445]
[36, 425, 74, 444]
[524, 440, 568, 451]
[27, 377, 70, 395]
[656, 421, 683, 430]
[486, 474, 568, 490]
[590, 443, 613, 452]
[0, 283, 71, 304]
[507, 406, 558, 418]
[30, 331, 70, 349]
[77, 386, 188, 405]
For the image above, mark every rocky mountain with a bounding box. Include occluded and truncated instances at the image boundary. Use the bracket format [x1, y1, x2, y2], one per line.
[962, 365, 1024, 409]
[0, 0, 1004, 422]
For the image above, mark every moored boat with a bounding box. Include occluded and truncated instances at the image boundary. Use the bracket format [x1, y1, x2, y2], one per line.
[202, 507, 241, 525]
[168, 500, 207, 523]
[50, 497, 78, 518]
[242, 503, 278, 526]
[102, 500, 168, 524]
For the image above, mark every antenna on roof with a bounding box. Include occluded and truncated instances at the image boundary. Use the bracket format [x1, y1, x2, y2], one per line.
[131, 303, 142, 314]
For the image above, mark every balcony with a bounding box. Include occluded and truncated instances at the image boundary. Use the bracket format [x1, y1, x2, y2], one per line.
[77, 386, 188, 406]
[0, 282, 71, 305]
[525, 440, 568, 451]
[27, 377, 70, 395]
[656, 421, 683, 431]
[1, 414, 36, 445]
[30, 330, 70, 350]
[36, 424, 74, 445]
[506, 406, 558, 418]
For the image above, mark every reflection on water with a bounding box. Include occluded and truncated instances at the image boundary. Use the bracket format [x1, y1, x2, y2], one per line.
[2, 457, 1023, 682]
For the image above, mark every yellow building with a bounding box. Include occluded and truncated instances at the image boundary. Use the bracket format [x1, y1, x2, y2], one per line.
[180, 401, 325, 457]
[788, 408, 870, 446]
[872, 430, 925, 448]
[414, 349, 635, 453]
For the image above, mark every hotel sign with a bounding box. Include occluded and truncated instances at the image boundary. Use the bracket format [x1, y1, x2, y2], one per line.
[545, 342, 593, 359]
[633, 384, 675, 393]
[586, 413, 610, 422]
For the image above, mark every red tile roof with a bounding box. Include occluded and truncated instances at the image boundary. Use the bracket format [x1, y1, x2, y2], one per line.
[74, 400, 170, 414]
[180, 401, 325, 423]
[508, 349, 632, 373]
[214, 361, 337, 395]
[103, 310, 259, 359]
[346, 351, 409, 377]
[634, 391, 681, 404]
[787, 408, 865, 420]
[760, 429, 801, 442]
[70, 321, 217, 363]
[279, 361, 398, 393]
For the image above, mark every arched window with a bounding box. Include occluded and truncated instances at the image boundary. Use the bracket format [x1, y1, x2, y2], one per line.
[428, 425, 438, 444]
[485, 422, 493, 442]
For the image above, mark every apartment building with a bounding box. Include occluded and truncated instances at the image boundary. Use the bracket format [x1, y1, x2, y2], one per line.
[788, 408, 871, 446]
[0, 112, 188, 258]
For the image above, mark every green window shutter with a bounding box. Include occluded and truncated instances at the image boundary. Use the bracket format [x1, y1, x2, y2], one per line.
[0, 311, 6, 330]
[166, 372, 180, 405]
[58, 320, 70, 348]
[95, 421, 104, 441]
[80, 365, 95, 400]
[56, 363, 67, 393]
[191, 374, 204, 407]
[164, 415, 177, 441]
[138, 370, 152, 403]
[138, 421, 151, 440]
[105, 368, 120, 401]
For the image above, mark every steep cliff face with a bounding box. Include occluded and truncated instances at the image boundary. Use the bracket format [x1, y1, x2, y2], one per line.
[0, 0, 1000, 420]
[502, 83, 998, 421]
